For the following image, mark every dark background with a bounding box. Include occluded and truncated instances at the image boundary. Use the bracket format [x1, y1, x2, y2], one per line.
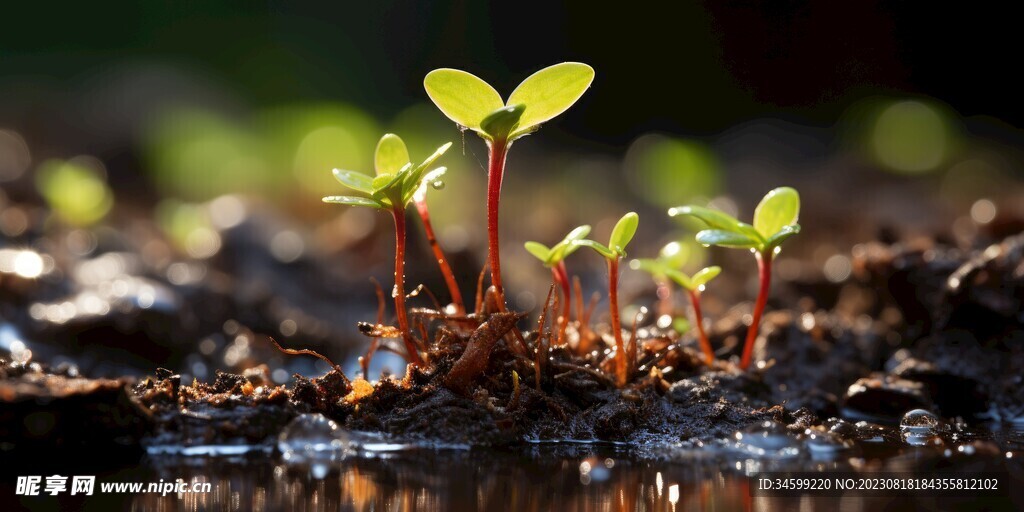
[2, 1, 1021, 142]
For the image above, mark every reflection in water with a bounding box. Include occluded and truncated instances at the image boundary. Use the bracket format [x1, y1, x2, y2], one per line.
[126, 442, 1020, 511]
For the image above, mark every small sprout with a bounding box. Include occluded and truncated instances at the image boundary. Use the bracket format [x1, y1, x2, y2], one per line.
[524, 225, 591, 343]
[631, 242, 720, 365]
[669, 187, 801, 369]
[323, 133, 453, 366]
[424, 63, 595, 306]
[574, 212, 639, 387]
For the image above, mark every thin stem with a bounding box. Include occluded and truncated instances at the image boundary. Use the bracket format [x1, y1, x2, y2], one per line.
[391, 208, 424, 367]
[486, 138, 509, 306]
[656, 279, 673, 317]
[552, 261, 571, 344]
[740, 250, 772, 370]
[608, 257, 627, 387]
[414, 198, 465, 315]
[687, 288, 714, 365]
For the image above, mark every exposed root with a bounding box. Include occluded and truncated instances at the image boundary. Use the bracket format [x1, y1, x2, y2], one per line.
[407, 283, 443, 312]
[269, 337, 341, 372]
[534, 284, 557, 390]
[443, 312, 523, 394]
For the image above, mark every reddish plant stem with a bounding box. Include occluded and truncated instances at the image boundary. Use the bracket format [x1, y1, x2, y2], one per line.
[391, 208, 424, 367]
[740, 250, 772, 370]
[486, 138, 509, 306]
[413, 198, 465, 315]
[552, 261, 571, 344]
[656, 280, 673, 317]
[608, 257, 627, 387]
[687, 289, 714, 365]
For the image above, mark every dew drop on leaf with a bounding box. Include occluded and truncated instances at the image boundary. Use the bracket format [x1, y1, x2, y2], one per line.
[431, 180, 445, 190]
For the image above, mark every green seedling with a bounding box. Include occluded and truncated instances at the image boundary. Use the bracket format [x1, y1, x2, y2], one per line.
[524, 225, 591, 343]
[631, 243, 721, 365]
[324, 133, 452, 366]
[573, 212, 639, 387]
[425, 62, 595, 306]
[629, 242, 688, 317]
[668, 187, 800, 370]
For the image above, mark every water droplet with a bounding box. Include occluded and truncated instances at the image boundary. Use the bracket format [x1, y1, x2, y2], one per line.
[732, 420, 800, 457]
[431, 180, 445, 190]
[900, 409, 940, 432]
[900, 409, 944, 445]
[277, 414, 352, 463]
[804, 429, 853, 459]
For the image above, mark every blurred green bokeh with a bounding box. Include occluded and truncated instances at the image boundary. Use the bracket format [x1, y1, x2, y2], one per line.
[624, 134, 721, 208]
[36, 159, 114, 226]
[871, 100, 954, 174]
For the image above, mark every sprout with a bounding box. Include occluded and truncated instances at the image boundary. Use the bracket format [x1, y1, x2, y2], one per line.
[631, 242, 721, 365]
[524, 225, 591, 343]
[573, 212, 639, 387]
[669, 187, 801, 370]
[324, 133, 452, 366]
[424, 63, 595, 306]
[361, 134, 466, 315]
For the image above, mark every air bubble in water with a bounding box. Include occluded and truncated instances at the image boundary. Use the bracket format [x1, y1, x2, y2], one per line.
[277, 413, 352, 464]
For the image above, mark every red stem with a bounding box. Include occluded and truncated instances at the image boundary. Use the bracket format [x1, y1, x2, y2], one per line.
[391, 208, 424, 367]
[656, 280, 673, 317]
[740, 250, 772, 370]
[608, 257, 627, 386]
[486, 138, 509, 305]
[687, 289, 714, 365]
[552, 261, 571, 343]
[414, 198, 465, 315]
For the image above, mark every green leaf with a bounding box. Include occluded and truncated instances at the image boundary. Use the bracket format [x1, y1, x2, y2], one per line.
[658, 241, 689, 269]
[507, 62, 595, 139]
[695, 229, 761, 249]
[608, 212, 639, 255]
[524, 241, 553, 264]
[563, 225, 592, 243]
[630, 258, 667, 278]
[332, 169, 373, 194]
[549, 224, 591, 262]
[421, 166, 447, 185]
[402, 142, 452, 202]
[374, 134, 410, 176]
[765, 223, 801, 249]
[573, 239, 616, 260]
[412, 167, 448, 202]
[322, 195, 385, 209]
[372, 173, 397, 191]
[753, 186, 800, 239]
[480, 104, 525, 141]
[668, 205, 764, 243]
[691, 266, 722, 287]
[664, 268, 694, 291]
[424, 69, 503, 132]
[419, 142, 453, 171]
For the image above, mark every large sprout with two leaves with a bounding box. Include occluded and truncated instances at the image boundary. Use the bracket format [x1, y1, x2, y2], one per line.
[323, 134, 451, 366]
[424, 63, 595, 307]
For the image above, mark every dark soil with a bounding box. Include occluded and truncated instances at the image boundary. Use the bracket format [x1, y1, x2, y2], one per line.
[3, 231, 1024, 453]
